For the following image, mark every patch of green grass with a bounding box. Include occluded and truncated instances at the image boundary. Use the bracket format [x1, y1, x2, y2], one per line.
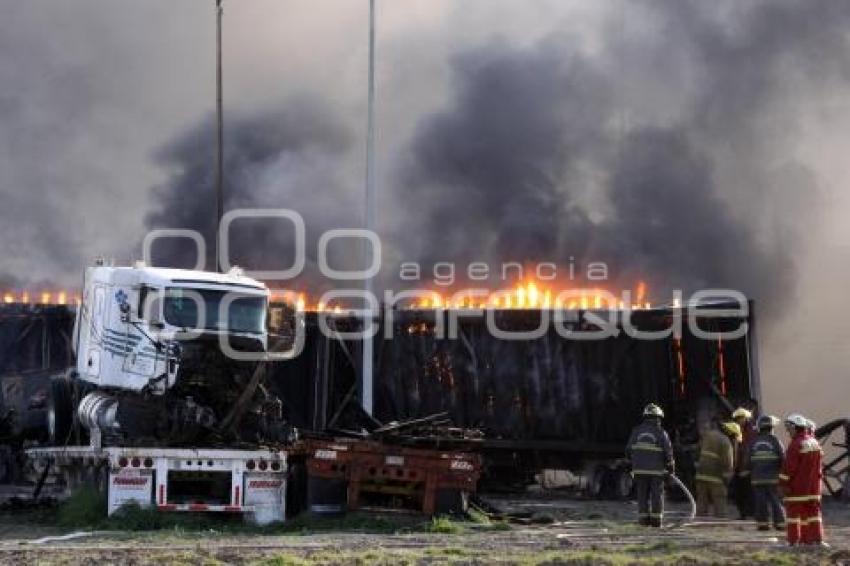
[737, 551, 786, 566]
[49, 489, 448, 537]
[427, 515, 462, 534]
[423, 546, 472, 557]
[52, 488, 281, 534]
[56, 486, 107, 528]
[466, 505, 490, 524]
[256, 555, 310, 566]
[621, 540, 677, 553]
[464, 505, 511, 531]
[277, 511, 402, 535]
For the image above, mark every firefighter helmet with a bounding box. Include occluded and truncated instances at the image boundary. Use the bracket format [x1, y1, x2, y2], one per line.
[757, 415, 778, 430]
[785, 413, 808, 429]
[721, 421, 742, 441]
[732, 407, 752, 421]
[643, 403, 664, 419]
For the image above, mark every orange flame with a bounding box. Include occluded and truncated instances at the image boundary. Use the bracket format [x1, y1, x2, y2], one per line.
[271, 279, 654, 312]
[636, 281, 646, 304]
[0, 290, 80, 306]
[403, 279, 651, 311]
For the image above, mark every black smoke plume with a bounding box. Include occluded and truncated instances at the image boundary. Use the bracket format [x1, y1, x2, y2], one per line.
[146, 1, 850, 317]
[145, 97, 354, 289]
[395, 1, 850, 315]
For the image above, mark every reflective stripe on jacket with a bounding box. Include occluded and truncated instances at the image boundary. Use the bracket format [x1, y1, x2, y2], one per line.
[779, 431, 822, 501]
[744, 432, 784, 485]
[625, 421, 674, 477]
[695, 429, 734, 484]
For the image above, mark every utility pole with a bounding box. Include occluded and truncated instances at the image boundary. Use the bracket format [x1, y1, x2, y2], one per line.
[362, 0, 376, 415]
[215, 0, 225, 272]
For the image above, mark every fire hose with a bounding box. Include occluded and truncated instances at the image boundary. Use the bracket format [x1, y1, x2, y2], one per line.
[664, 473, 697, 529]
[469, 474, 697, 529]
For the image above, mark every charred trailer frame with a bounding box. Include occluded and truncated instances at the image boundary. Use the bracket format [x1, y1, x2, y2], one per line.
[266, 302, 760, 494]
[0, 304, 75, 437]
[0, 304, 75, 480]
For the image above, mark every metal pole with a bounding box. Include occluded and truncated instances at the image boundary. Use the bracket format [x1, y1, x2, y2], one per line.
[362, 0, 376, 415]
[215, 0, 225, 273]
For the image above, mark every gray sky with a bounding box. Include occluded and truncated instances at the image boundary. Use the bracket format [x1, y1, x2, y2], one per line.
[1, 1, 849, 425]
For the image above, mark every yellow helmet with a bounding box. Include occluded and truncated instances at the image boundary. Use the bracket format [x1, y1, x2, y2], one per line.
[721, 421, 742, 441]
[732, 407, 752, 421]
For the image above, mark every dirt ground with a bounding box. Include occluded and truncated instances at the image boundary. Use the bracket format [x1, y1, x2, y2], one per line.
[0, 495, 849, 565]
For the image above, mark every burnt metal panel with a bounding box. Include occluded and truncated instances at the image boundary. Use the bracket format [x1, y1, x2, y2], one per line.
[0, 305, 75, 440]
[267, 304, 758, 460]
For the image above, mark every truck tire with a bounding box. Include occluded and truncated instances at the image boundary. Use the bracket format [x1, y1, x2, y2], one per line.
[47, 376, 74, 446]
[307, 476, 347, 515]
[587, 465, 608, 499]
[613, 466, 634, 500]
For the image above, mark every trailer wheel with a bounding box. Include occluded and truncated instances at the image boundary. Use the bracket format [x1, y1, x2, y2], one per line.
[47, 376, 74, 445]
[613, 466, 634, 500]
[587, 465, 608, 499]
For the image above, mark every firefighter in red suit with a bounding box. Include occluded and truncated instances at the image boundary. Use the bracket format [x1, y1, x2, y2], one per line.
[779, 414, 826, 547]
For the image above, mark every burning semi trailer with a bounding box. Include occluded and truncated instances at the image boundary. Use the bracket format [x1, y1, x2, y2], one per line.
[4, 279, 850, 508]
[0, 300, 75, 480]
[265, 288, 761, 497]
[0, 281, 761, 495]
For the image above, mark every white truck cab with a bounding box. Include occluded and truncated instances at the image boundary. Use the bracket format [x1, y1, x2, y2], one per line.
[73, 262, 269, 395]
[29, 264, 291, 525]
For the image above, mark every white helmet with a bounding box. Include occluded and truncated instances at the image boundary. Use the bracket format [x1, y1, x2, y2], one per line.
[643, 403, 664, 418]
[785, 413, 807, 428]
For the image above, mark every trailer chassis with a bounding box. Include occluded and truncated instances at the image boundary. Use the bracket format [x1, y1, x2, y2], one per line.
[26, 445, 288, 524]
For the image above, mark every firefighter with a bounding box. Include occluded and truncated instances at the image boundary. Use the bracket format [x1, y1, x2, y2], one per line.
[732, 407, 756, 519]
[806, 419, 817, 435]
[721, 421, 744, 507]
[721, 421, 743, 468]
[742, 415, 785, 531]
[625, 403, 674, 527]
[779, 414, 826, 546]
[695, 420, 735, 517]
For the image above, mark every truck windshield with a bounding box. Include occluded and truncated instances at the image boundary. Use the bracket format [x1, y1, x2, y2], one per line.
[163, 288, 266, 335]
